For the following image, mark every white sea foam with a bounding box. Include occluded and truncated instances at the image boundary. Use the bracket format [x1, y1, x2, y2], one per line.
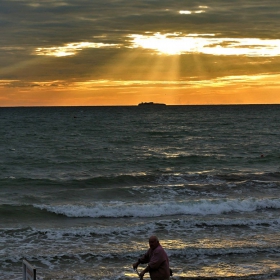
[1, 216, 279, 244]
[34, 197, 280, 218]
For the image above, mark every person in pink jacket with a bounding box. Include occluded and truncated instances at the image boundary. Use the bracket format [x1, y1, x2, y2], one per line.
[133, 236, 171, 280]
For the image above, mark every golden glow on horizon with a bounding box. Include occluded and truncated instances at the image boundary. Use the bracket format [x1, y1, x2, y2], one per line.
[1, 82, 280, 107]
[35, 42, 119, 57]
[129, 33, 280, 56]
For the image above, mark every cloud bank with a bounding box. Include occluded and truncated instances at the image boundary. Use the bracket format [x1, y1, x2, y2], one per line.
[1, 0, 280, 105]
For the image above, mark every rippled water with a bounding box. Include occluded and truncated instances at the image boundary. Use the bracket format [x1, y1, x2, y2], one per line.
[0, 105, 280, 279]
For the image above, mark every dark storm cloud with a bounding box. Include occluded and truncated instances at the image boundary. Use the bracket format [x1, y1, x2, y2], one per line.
[2, 0, 280, 45]
[1, 0, 280, 82]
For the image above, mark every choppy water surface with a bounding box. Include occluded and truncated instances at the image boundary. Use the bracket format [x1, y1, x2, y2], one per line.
[0, 105, 280, 279]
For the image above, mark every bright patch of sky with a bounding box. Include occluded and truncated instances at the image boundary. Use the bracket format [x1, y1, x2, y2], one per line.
[34, 33, 280, 58]
[179, 10, 205, 14]
[35, 42, 120, 57]
[129, 33, 280, 56]
[179, 5, 208, 14]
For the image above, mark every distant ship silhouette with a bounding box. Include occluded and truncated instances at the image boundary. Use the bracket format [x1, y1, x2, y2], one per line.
[138, 102, 166, 106]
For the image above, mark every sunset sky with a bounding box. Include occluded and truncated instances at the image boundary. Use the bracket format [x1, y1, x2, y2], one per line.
[1, 0, 280, 106]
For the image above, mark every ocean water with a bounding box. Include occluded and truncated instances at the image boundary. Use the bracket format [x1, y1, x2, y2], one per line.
[0, 105, 280, 280]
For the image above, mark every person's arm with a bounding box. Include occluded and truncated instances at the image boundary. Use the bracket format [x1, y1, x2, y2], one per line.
[133, 250, 150, 269]
[132, 259, 141, 270]
[139, 265, 150, 279]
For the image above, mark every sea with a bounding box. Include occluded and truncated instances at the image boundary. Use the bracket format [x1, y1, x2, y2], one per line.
[0, 105, 280, 280]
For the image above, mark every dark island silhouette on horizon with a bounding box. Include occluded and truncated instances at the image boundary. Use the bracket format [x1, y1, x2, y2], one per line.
[138, 102, 166, 106]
